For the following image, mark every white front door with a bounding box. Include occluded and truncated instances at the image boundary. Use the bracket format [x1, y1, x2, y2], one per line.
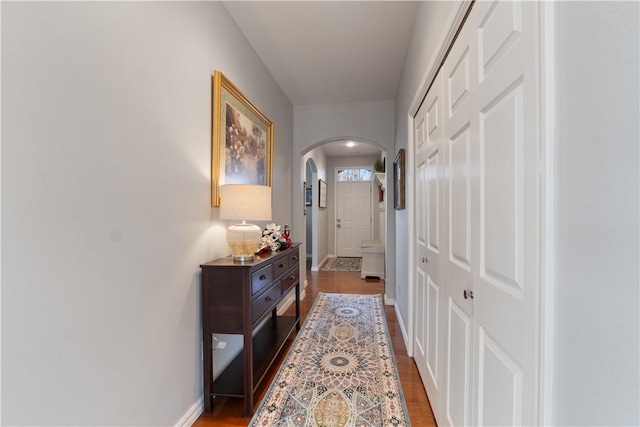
[336, 181, 371, 257]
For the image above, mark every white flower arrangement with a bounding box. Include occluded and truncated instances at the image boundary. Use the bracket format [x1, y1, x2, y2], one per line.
[257, 223, 292, 253]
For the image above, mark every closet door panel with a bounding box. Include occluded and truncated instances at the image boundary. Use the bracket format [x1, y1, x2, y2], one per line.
[414, 72, 446, 421]
[446, 300, 472, 426]
[479, 83, 524, 294]
[472, 1, 540, 425]
[442, 14, 476, 427]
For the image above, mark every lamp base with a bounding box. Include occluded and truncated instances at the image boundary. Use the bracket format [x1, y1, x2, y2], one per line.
[226, 222, 262, 262]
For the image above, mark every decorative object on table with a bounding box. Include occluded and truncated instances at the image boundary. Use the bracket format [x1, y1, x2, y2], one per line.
[211, 70, 273, 207]
[219, 184, 271, 262]
[394, 148, 406, 210]
[374, 157, 385, 172]
[321, 257, 362, 272]
[318, 179, 327, 208]
[256, 223, 292, 254]
[249, 293, 410, 427]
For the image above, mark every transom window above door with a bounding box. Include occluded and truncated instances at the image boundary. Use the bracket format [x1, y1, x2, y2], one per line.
[336, 168, 373, 182]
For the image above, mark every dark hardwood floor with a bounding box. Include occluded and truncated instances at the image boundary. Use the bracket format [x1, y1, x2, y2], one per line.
[193, 262, 436, 426]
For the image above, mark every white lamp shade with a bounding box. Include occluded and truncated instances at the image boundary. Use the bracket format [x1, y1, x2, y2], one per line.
[219, 184, 272, 221]
[219, 184, 272, 262]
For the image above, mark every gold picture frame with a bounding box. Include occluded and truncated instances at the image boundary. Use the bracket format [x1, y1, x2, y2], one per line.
[211, 71, 273, 206]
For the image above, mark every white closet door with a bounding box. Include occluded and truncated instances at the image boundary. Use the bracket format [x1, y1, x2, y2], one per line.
[412, 1, 541, 426]
[442, 14, 477, 426]
[414, 71, 445, 418]
[469, 1, 540, 425]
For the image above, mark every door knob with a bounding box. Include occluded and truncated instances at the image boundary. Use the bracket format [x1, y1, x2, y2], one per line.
[421, 257, 429, 263]
[463, 289, 474, 300]
[337, 224, 341, 228]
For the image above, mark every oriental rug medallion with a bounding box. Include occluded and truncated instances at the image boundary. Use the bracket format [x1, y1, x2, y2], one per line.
[250, 293, 411, 427]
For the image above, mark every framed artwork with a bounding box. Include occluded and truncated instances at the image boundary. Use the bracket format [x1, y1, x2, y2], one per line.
[318, 179, 327, 208]
[305, 185, 312, 206]
[394, 149, 405, 210]
[211, 70, 273, 206]
[303, 182, 308, 215]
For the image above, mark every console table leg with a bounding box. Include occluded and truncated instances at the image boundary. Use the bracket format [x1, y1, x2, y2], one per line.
[203, 332, 213, 412]
[295, 284, 301, 331]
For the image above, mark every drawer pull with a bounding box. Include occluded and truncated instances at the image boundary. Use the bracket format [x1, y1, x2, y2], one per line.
[291, 256, 298, 261]
[290, 276, 296, 280]
[265, 296, 272, 302]
[279, 263, 285, 268]
[260, 274, 267, 280]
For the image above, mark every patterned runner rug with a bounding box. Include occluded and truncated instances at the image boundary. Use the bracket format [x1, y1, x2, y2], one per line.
[250, 293, 411, 426]
[321, 257, 362, 272]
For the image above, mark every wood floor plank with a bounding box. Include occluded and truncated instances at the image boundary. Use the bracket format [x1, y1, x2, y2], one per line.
[192, 267, 436, 426]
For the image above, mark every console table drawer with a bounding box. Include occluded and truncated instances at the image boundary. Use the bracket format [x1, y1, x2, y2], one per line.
[274, 257, 289, 279]
[252, 282, 282, 323]
[283, 267, 299, 292]
[251, 264, 273, 295]
[288, 250, 300, 267]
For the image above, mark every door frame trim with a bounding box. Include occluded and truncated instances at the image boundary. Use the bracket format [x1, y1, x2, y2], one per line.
[538, 3, 556, 424]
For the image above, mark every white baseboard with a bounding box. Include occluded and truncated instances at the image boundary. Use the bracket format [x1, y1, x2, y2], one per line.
[312, 255, 332, 272]
[277, 279, 308, 313]
[384, 296, 395, 306]
[175, 397, 203, 427]
[277, 289, 296, 315]
[395, 302, 411, 356]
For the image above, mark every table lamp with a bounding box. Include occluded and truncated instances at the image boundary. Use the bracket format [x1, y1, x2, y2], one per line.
[219, 184, 272, 262]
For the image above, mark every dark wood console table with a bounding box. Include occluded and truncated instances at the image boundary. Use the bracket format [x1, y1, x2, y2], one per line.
[200, 243, 301, 417]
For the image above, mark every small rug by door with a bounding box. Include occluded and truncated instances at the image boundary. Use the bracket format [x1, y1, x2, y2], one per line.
[250, 293, 411, 426]
[321, 257, 362, 272]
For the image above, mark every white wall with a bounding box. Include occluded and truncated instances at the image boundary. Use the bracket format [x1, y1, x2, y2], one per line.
[393, 0, 463, 334]
[293, 101, 396, 298]
[553, 2, 639, 425]
[303, 148, 328, 270]
[1, 2, 293, 425]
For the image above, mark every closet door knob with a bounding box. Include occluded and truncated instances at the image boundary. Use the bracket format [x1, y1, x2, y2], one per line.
[463, 290, 474, 300]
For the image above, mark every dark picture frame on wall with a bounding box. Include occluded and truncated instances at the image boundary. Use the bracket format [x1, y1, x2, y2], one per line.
[303, 181, 307, 215]
[318, 179, 327, 208]
[305, 185, 312, 206]
[394, 149, 405, 210]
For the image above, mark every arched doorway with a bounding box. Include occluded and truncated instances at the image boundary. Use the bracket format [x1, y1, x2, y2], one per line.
[300, 138, 388, 281]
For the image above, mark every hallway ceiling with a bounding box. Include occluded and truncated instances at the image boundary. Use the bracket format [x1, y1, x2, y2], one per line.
[223, 1, 419, 106]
